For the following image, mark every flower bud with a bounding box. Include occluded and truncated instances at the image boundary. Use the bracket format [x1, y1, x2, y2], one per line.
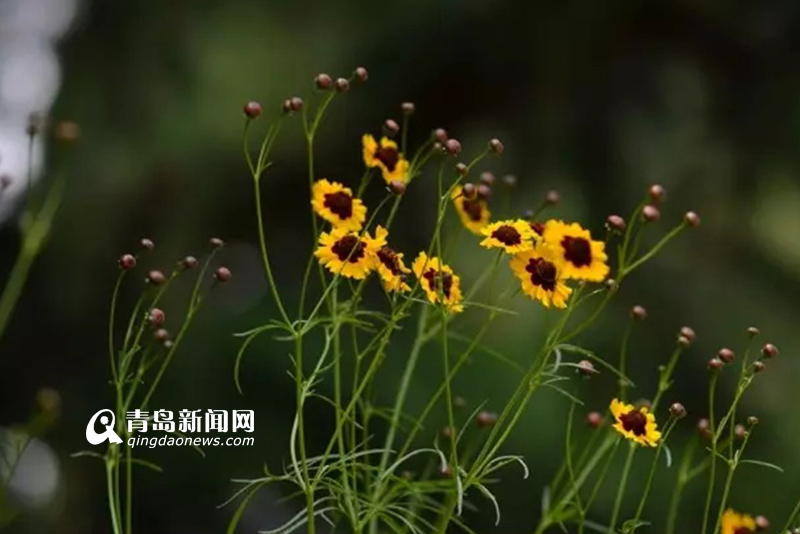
[119, 254, 137, 270]
[180, 256, 198, 270]
[289, 97, 304, 112]
[762, 343, 779, 359]
[154, 328, 169, 343]
[708, 358, 724, 371]
[433, 128, 448, 143]
[648, 184, 665, 203]
[243, 101, 262, 119]
[476, 410, 498, 428]
[586, 411, 603, 428]
[455, 163, 468, 177]
[754, 516, 769, 531]
[678, 335, 692, 348]
[454, 396, 467, 409]
[147, 270, 166, 285]
[747, 416, 759, 426]
[315, 73, 333, 90]
[479, 172, 495, 186]
[461, 183, 477, 199]
[36, 387, 61, 414]
[335, 78, 350, 92]
[139, 238, 155, 252]
[383, 119, 400, 137]
[717, 348, 735, 364]
[734, 424, 747, 440]
[604, 278, 618, 292]
[604, 214, 625, 232]
[214, 266, 232, 283]
[642, 205, 660, 222]
[679, 326, 696, 343]
[753, 361, 766, 373]
[488, 138, 504, 155]
[440, 426, 454, 440]
[746, 326, 760, 337]
[282, 99, 293, 113]
[55, 120, 80, 142]
[148, 308, 165, 328]
[502, 174, 517, 186]
[209, 237, 225, 249]
[444, 138, 462, 156]
[401, 102, 415, 115]
[577, 359, 597, 376]
[545, 190, 560, 205]
[631, 305, 647, 321]
[388, 180, 406, 196]
[440, 464, 453, 478]
[354, 67, 368, 82]
[476, 183, 491, 200]
[669, 402, 687, 419]
[697, 417, 711, 439]
[685, 211, 701, 227]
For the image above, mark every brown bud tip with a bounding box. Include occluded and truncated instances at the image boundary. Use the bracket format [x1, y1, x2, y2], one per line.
[754, 516, 769, 531]
[604, 278, 618, 292]
[209, 237, 225, 249]
[180, 256, 198, 270]
[586, 411, 603, 428]
[354, 67, 368, 82]
[36, 387, 61, 413]
[148, 308, 166, 327]
[476, 183, 492, 200]
[433, 128, 448, 143]
[734, 423, 748, 440]
[455, 163, 468, 177]
[479, 172, 496, 186]
[697, 417, 711, 438]
[139, 238, 155, 252]
[669, 402, 687, 419]
[383, 119, 400, 137]
[388, 180, 406, 196]
[502, 174, 517, 186]
[454, 396, 467, 409]
[717, 348, 735, 364]
[747, 326, 760, 337]
[55, 120, 81, 142]
[684, 211, 701, 227]
[289, 97, 304, 112]
[440, 464, 453, 478]
[747, 416, 760, 426]
[577, 359, 597, 376]
[147, 270, 166, 285]
[444, 138, 462, 156]
[648, 184, 666, 203]
[606, 214, 626, 232]
[753, 361, 766, 373]
[461, 183, 477, 199]
[432, 142, 443, 153]
[315, 73, 333, 90]
[243, 101, 262, 119]
[708, 358, 724, 371]
[678, 335, 692, 348]
[214, 266, 232, 283]
[679, 326, 696, 343]
[545, 190, 560, 205]
[488, 138, 504, 155]
[118, 254, 137, 270]
[631, 305, 647, 321]
[335, 78, 350, 92]
[476, 410, 498, 428]
[154, 328, 170, 343]
[401, 102, 415, 115]
[642, 204, 661, 222]
[440, 426, 454, 439]
[762, 343, 779, 359]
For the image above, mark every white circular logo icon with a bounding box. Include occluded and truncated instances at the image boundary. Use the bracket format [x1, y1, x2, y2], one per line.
[85, 409, 123, 445]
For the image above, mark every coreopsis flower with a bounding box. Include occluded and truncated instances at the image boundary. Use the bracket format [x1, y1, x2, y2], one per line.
[311, 179, 367, 231]
[362, 134, 409, 184]
[412, 252, 464, 313]
[314, 227, 381, 279]
[543, 220, 609, 282]
[509, 244, 572, 308]
[610, 399, 662, 447]
[373, 226, 411, 292]
[721, 509, 756, 534]
[451, 185, 490, 235]
[480, 220, 536, 254]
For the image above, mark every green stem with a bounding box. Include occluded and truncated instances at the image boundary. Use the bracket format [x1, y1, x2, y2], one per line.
[632, 419, 678, 526]
[608, 444, 636, 534]
[665, 438, 698, 534]
[701, 372, 719, 534]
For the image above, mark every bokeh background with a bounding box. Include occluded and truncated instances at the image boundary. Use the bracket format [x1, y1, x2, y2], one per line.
[1, 1, 799, 533]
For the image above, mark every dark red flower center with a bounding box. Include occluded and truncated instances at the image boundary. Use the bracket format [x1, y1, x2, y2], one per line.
[561, 236, 592, 267]
[461, 198, 485, 222]
[491, 225, 522, 246]
[332, 236, 365, 263]
[323, 191, 353, 219]
[377, 246, 401, 275]
[526, 258, 557, 291]
[619, 409, 648, 436]
[423, 268, 453, 298]
[530, 222, 545, 236]
[374, 145, 399, 172]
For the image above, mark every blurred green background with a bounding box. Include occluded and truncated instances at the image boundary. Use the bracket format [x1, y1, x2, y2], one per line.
[1, 1, 799, 533]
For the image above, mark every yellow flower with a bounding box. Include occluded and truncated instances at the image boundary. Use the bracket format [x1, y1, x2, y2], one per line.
[451, 185, 490, 235]
[610, 398, 662, 447]
[411, 252, 464, 313]
[509, 244, 572, 308]
[373, 226, 411, 292]
[721, 509, 756, 534]
[314, 227, 382, 280]
[543, 220, 609, 282]
[480, 219, 536, 254]
[311, 179, 367, 231]
[362, 134, 410, 184]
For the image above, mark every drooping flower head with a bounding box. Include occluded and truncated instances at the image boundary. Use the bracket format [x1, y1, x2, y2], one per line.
[610, 398, 661, 447]
[451, 185, 490, 235]
[509, 243, 572, 308]
[362, 134, 409, 184]
[481, 219, 536, 254]
[373, 226, 411, 293]
[543, 220, 609, 282]
[721, 509, 756, 534]
[311, 179, 367, 231]
[314, 227, 382, 279]
[412, 252, 464, 313]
